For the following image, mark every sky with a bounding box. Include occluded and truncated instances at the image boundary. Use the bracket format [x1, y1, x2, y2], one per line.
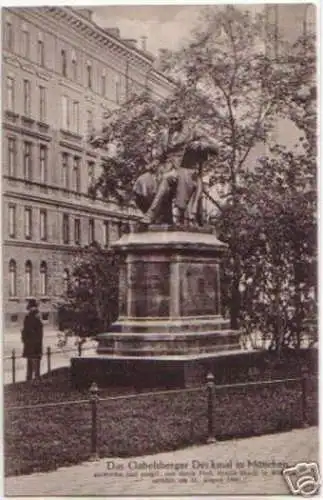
[91, 5, 203, 55]
[91, 4, 314, 56]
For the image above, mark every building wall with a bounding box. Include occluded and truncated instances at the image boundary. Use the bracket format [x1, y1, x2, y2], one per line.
[2, 6, 175, 329]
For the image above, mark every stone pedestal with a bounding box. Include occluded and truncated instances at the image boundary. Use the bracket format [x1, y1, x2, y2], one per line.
[71, 225, 245, 388]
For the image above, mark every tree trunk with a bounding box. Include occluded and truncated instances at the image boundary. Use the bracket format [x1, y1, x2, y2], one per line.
[230, 252, 241, 329]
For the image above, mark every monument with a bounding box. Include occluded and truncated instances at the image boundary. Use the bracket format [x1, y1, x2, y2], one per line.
[71, 112, 247, 388]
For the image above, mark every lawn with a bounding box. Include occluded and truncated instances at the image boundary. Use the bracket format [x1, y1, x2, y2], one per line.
[4, 362, 318, 478]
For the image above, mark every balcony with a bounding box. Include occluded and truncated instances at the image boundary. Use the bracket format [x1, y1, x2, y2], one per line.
[60, 129, 83, 142]
[21, 115, 35, 129]
[37, 121, 50, 134]
[4, 110, 19, 124]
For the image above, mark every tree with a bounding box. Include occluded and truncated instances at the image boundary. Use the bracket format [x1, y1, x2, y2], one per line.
[56, 243, 119, 341]
[216, 29, 317, 350]
[90, 6, 316, 344]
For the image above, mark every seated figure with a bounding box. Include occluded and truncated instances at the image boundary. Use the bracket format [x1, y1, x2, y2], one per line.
[133, 112, 218, 226]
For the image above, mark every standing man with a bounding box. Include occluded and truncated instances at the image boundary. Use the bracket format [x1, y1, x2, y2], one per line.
[21, 299, 43, 381]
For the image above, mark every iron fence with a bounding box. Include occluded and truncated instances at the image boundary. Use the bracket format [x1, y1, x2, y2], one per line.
[4, 344, 94, 384]
[5, 368, 314, 461]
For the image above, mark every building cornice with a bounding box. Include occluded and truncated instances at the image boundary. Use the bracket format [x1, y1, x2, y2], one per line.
[3, 120, 52, 142]
[5, 7, 175, 96]
[45, 6, 155, 69]
[3, 184, 140, 220]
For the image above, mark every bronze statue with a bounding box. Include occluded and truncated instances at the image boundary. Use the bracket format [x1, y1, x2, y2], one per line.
[133, 112, 219, 226]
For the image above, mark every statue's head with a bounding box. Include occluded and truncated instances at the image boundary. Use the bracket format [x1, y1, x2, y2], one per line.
[169, 110, 184, 130]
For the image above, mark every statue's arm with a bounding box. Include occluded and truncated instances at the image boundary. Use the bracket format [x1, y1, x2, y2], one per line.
[192, 126, 219, 154]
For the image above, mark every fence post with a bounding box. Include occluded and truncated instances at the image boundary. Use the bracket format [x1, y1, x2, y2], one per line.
[46, 346, 51, 373]
[89, 382, 99, 461]
[78, 340, 82, 357]
[301, 365, 309, 428]
[206, 372, 216, 444]
[12, 349, 16, 384]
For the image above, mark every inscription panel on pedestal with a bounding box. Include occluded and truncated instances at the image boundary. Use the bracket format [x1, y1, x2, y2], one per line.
[180, 263, 219, 316]
[130, 261, 170, 317]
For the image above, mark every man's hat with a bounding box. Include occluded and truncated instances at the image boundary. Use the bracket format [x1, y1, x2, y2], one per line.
[27, 299, 39, 310]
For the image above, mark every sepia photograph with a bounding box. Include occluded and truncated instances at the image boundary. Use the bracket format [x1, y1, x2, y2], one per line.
[2, 2, 319, 497]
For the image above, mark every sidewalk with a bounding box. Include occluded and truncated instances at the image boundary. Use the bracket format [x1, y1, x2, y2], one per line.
[5, 427, 319, 496]
[3, 329, 97, 384]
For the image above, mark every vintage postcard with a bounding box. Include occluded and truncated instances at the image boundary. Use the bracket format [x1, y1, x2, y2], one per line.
[2, 2, 319, 498]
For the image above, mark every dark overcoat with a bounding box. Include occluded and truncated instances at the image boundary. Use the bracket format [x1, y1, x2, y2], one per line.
[21, 312, 43, 359]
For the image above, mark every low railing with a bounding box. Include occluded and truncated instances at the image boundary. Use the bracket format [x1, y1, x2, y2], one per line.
[4, 343, 94, 384]
[5, 368, 314, 461]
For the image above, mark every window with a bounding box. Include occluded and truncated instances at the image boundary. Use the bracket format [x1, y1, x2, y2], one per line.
[63, 268, 70, 293]
[5, 21, 14, 51]
[89, 218, 95, 244]
[74, 218, 81, 245]
[103, 221, 109, 247]
[25, 260, 32, 296]
[40, 261, 48, 295]
[72, 101, 79, 133]
[40, 209, 47, 241]
[6, 76, 15, 111]
[61, 49, 67, 77]
[117, 221, 123, 238]
[101, 73, 106, 97]
[86, 62, 92, 89]
[88, 161, 95, 187]
[37, 38, 45, 66]
[23, 79, 31, 116]
[24, 207, 32, 239]
[39, 86, 46, 122]
[303, 4, 316, 37]
[39, 145, 47, 184]
[73, 157, 81, 192]
[61, 95, 69, 129]
[115, 76, 121, 104]
[9, 260, 17, 297]
[22, 29, 30, 59]
[8, 137, 16, 176]
[62, 153, 69, 189]
[23, 142, 32, 181]
[72, 52, 77, 80]
[8, 204, 16, 238]
[63, 214, 69, 244]
[86, 110, 93, 134]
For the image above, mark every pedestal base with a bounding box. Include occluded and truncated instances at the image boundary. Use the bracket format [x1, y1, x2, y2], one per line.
[71, 350, 253, 389]
[71, 226, 248, 389]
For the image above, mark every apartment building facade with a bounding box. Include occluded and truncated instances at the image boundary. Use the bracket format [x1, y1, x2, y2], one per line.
[2, 7, 175, 328]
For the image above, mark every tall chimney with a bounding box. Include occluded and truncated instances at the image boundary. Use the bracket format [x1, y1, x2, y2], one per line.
[104, 27, 121, 38]
[140, 35, 148, 51]
[124, 38, 137, 48]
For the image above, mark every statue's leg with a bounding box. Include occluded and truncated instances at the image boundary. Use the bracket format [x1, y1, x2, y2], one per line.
[174, 168, 196, 225]
[142, 169, 177, 225]
[187, 177, 203, 225]
[132, 172, 157, 214]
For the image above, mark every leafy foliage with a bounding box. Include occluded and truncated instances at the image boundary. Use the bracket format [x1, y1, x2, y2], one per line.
[56, 243, 119, 339]
[70, 6, 317, 350]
